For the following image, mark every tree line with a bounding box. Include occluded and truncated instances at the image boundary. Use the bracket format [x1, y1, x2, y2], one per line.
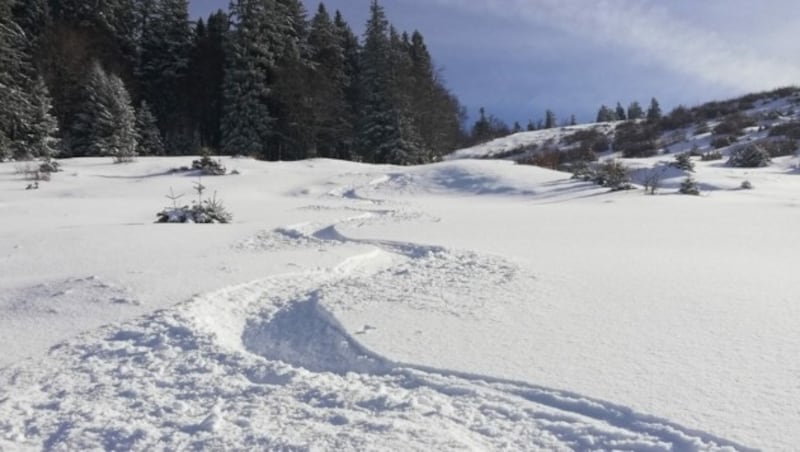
[0, 0, 468, 165]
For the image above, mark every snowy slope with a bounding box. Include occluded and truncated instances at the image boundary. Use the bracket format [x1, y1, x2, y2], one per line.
[445, 122, 618, 160]
[1, 154, 798, 450]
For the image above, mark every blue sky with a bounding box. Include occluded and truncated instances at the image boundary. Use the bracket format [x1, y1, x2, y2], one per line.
[190, 0, 800, 126]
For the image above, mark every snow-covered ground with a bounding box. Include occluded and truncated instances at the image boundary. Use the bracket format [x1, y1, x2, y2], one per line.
[1, 151, 798, 450]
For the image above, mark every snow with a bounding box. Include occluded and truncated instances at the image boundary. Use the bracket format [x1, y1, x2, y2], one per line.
[0, 139, 798, 450]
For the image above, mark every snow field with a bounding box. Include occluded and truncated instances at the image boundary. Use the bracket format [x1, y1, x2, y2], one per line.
[1, 152, 798, 450]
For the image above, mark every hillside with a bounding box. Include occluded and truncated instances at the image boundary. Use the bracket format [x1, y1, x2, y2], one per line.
[1, 147, 799, 450]
[447, 88, 800, 189]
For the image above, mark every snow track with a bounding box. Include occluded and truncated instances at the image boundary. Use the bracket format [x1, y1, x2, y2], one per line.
[0, 167, 756, 451]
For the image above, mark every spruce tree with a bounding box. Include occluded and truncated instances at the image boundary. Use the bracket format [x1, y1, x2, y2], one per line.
[615, 102, 626, 120]
[135, 100, 164, 155]
[596, 105, 614, 122]
[0, 0, 31, 159]
[221, 0, 281, 158]
[544, 110, 556, 129]
[647, 97, 662, 122]
[471, 108, 492, 142]
[334, 10, 361, 148]
[0, 0, 59, 160]
[70, 62, 136, 160]
[406, 30, 456, 161]
[138, 0, 193, 154]
[271, 0, 316, 160]
[627, 101, 644, 120]
[26, 77, 61, 160]
[308, 4, 353, 159]
[357, 1, 423, 165]
[187, 10, 228, 151]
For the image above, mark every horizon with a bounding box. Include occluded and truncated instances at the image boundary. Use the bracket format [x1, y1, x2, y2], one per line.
[189, 0, 800, 126]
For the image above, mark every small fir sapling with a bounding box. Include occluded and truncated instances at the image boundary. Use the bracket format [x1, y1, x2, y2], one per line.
[679, 175, 700, 195]
[156, 178, 232, 223]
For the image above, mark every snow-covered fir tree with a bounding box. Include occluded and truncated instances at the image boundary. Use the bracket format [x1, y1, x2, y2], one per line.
[70, 62, 137, 160]
[307, 4, 353, 160]
[628, 101, 644, 120]
[26, 77, 61, 160]
[0, 0, 59, 160]
[138, 0, 193, 154]
[135, 100, 165, 155]
[356, 1, 424, 165]
[221, 0, 282, 157]
[647, 97, 662, 121]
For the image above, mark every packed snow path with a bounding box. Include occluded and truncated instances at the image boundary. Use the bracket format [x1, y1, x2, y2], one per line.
[0, 170, 753, 451]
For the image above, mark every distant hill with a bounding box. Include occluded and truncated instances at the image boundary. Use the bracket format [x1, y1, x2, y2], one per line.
[448, 87, 800, 166]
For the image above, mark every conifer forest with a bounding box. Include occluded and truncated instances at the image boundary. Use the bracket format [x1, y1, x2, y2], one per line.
[0, 0, 468, 165]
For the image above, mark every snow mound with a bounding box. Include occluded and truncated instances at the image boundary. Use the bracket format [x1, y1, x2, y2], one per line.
[321, 160, 594, 201]
[242, 294, 394, 375]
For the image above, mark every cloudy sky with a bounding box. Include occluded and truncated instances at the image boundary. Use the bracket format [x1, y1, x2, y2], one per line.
[190, 0, 800, 125]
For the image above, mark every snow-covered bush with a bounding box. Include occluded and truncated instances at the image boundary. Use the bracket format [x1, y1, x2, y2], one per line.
[571, 160, 633, 191]
[728, 143, 771, 168]
[757, 137, 797, 158]
[39, 159, 61, 174]
[595, 160, 633, 191]
[713, 113, 756, 136]
[671, 152, 695, 172]
[192, 149, 226, 175]
[614, 122, 660, 158]
[569, 161, 596, 182]
[711, 135, 737, 149]
[561, 128, 610, 152]
[701, 150, 723, 161]
[679, 175, 700, 195]
[156, 180, 232, 224]
[156, 195, 232, 224]
[768, 120, 800, 139]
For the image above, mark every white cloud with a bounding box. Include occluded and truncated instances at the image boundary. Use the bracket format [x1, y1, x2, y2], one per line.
[426, 0, 800, 92]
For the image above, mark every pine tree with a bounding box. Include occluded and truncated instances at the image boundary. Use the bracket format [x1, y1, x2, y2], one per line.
[0, 0, 59, 160]
[70, 62, 136, 160]
[43, 0, 139, 153]
[334, 10, 361, 140]
[187, 10, 228, 151]
[0, 0, 31, 159]
[271, 0, 316, 160]
[544, 110, 556, 129]
[471, 108, 492, 143]
[356, 1, 423, 165]
[11, 0, 49, 49]
[138, 0, 194, 154]
[596, 105, 615, 122]
[308, 4, 353, 159]
[26, 77, 61, 159]
[135, 100, 164, 155]
[221, 0, 282, 158]
[627, 101, 644, 120]
[647, 97, 662, 122]
[569, 114, 577, 126]
[615, 102, 626, 120]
